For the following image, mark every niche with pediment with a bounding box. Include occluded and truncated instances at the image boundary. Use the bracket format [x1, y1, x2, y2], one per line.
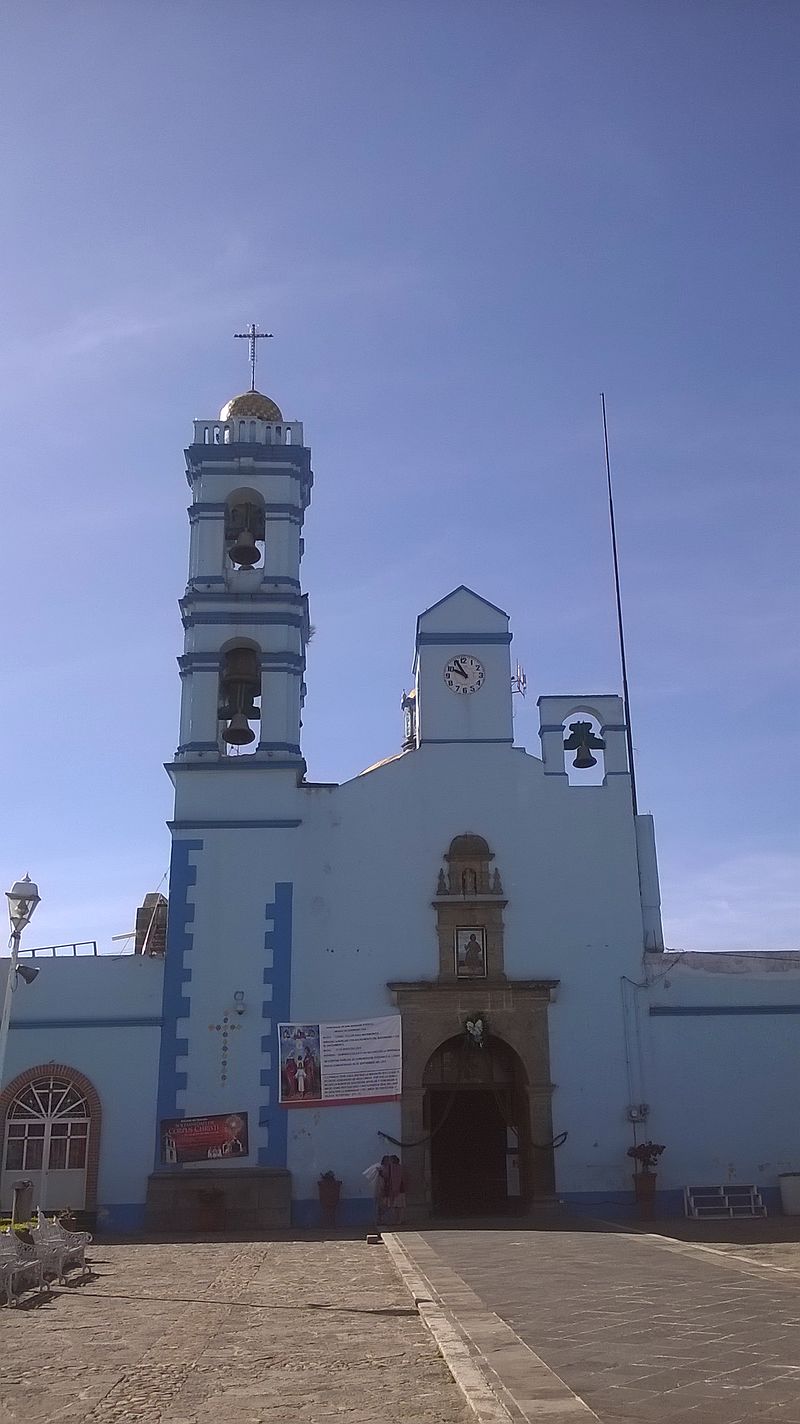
[433, 834, 507, 981]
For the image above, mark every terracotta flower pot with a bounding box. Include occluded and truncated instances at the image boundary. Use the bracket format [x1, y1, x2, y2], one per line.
[633, 1171, 657, 1220]
[318, 1177, 341, 1228]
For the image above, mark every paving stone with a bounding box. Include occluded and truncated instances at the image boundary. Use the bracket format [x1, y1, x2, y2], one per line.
[414, 1222, 800, 1422]
[0, 1239, 471, 1423]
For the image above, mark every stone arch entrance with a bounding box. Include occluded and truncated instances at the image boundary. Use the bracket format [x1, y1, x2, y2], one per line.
[423, 1034, 530, 1215]
[0, 1064, 102, 1213]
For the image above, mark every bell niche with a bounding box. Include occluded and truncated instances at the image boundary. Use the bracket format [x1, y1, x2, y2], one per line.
[225, 490, 266, 570]
[218, 644, 261, 752]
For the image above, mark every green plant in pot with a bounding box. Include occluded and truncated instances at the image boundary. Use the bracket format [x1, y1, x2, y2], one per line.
[318, 1170, 341, 1227]
[627, 1141, 665, 1219]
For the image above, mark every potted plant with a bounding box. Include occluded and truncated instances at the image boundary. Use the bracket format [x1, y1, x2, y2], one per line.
[318, 1171, 341, 1227]
[627, 1141, 665, 1219]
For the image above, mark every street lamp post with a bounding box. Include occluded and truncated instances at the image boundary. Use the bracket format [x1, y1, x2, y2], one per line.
[0, 875, 41, 1093]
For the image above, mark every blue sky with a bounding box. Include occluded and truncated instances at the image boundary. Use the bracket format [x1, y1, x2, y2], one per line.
[0, 1, 797, 954]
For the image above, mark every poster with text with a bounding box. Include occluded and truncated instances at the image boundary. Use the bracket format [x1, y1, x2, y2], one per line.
[160, 1113, 249, 1164]
[278, 1016, 402, 1107]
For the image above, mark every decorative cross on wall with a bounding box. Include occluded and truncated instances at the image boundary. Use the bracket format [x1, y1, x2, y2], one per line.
[208, 1014, 243, 1083]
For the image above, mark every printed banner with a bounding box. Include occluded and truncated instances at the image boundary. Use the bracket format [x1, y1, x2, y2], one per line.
[278, 1016, 402, 1107]
[160, 1112, 249, 1164]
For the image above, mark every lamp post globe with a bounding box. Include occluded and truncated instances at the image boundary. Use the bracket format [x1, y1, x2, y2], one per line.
[6, 875, 41, 934]
[1, 873, 42, 1093]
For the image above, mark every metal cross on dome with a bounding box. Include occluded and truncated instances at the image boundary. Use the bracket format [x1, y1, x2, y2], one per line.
[234, 322, 273, 392]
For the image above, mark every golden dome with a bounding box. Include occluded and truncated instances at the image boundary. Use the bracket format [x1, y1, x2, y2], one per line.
[219, 390, 283, 422]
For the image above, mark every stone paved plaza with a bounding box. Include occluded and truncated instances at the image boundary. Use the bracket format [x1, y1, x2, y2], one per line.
[7, 1221, 800, 1423]
[408, 1219, 800, 1422]
[0, 1237, 470, 1424]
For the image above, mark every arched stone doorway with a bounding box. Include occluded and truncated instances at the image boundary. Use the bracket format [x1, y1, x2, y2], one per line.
[0, 1065, 101, 1213]
[423, 1034, 530, 1215]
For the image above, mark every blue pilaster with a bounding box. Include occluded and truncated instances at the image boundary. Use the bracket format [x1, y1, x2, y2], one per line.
[154, 838, 203, 1165]
[258, 882, 293, 1167]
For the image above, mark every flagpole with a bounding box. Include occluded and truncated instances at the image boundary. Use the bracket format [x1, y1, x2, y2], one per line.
[601, 393, 638, 817]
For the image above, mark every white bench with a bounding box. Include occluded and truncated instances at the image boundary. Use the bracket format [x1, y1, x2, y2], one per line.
[32, 1217, 91, 1284]
[0, 1230, 49, 1306]
[684, 1184, 767, 1219]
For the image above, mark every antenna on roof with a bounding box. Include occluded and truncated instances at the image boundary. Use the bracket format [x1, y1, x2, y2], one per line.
[601, 393, 638, 816]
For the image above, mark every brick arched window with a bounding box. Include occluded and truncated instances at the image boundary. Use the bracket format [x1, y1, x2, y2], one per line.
[0, 1063, 102, 1210]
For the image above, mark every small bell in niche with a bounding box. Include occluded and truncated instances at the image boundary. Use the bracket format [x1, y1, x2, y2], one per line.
[228, 527, 260, 568]
[223, 712, 255, 746]
[220, 646, 260, 747]
[563, 720, 606, 769]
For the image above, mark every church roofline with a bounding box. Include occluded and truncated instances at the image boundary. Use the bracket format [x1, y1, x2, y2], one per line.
[417, 585, 509, 625]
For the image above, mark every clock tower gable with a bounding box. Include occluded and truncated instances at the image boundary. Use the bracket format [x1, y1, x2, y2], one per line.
[413, 586, 514, 745]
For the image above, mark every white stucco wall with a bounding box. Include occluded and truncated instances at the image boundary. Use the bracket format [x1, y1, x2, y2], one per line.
[643, 951, 800, 1200]
[1, 955, 163, 1220]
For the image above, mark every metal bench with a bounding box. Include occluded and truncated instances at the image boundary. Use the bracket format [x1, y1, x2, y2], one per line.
[32, 1217, 91, 1284]
[684, 1184, 767, 1219]
[0, 1230, 49, 1306]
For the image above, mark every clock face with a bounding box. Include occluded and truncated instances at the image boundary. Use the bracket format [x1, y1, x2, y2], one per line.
[444, 654, 485, 694]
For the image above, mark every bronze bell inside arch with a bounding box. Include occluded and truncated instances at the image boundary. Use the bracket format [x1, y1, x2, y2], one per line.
[228, 528, 260, 568]
[563, 720, 606, 769]
[220, 646, 260, 745]
[223, 712, 256, 746]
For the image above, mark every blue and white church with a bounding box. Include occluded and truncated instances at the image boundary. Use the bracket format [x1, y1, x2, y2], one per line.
[3, 377, 800, 1232]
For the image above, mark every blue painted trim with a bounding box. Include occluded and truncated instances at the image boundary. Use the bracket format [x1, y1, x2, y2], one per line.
[178, 651, 306, 672]
[169, 759, 306, 773]
[600, 723, 627, 733]
[12, 1017, 162, 1030]
[154, 839, 203, 1165]
[650, 1004, 800, 1016]
[292, 1196, 375, 1228]
[420, 737, 514, 745]
[182, 612, 306, 628]
[168, 819, 302, 830]
[183, 578, 303, 594]
[415, 632, 512, 646]
[180, 591, 303, 610]
[260, 883, 293, 1169]
[175, 742, 302, 757]
[96, 1202, 147, 1234]
[189, 503, 305, 520]
[185, 446, 312, 479]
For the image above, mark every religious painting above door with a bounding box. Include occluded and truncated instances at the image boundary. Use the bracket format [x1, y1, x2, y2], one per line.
[455, 926, 488, 978]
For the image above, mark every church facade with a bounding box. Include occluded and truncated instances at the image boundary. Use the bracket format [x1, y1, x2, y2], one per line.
[2, 380, 799, 1231]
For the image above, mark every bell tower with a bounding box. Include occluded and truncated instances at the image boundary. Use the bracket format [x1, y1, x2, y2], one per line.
[174, 387, 312, 769]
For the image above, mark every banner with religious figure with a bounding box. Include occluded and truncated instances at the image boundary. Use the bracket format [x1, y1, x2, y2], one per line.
[278, 1016, 402, 1107]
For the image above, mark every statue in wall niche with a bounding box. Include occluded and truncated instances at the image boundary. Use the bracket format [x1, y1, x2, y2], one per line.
[461, 868, 477, 896]
[491, 869, 503, 895]
[563, 720, 606, 770]
[437, 868, 448, 896]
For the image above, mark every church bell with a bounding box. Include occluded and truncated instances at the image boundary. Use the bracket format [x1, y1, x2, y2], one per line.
[571, 746, 597, 770]
[220, 646, 261, 745]
[223, 712, 256, 746]
[563, 719, 606, 770]
[228, 528, 260, 568]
